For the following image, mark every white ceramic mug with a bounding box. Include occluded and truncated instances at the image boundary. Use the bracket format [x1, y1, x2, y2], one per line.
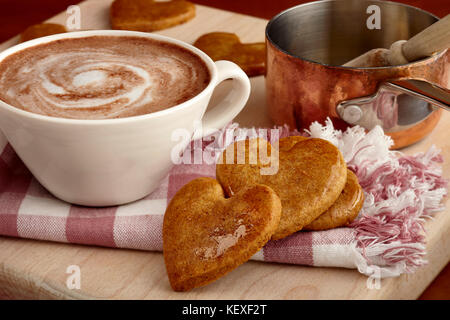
[0, 30, 251, 206]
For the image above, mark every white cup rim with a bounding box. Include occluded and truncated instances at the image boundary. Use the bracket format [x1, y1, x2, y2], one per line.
[0, 30, 218, 125]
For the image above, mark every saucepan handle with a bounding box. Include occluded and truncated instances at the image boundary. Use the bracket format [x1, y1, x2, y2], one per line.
[337, 49, 450, 126]
[392, 80, 450, 112]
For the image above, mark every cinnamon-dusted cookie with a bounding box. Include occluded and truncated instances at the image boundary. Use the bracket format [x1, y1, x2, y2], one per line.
[216, 137, 347, 240]
[163, 177, 281, 291]
[193, 32, 265, 77]
[110, 0, 195, 32]
[304, 170, 364, 231]
[20, 23, 67, 42]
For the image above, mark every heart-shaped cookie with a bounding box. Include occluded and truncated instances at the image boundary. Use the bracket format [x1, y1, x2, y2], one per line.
[163, 177, 281, 291]
[258, 136, 363, 230]
[193, 32, 265, 77]
[216, 137, 347, 240]
[304, 169, 364, 230]
[110, 0, 196, 32]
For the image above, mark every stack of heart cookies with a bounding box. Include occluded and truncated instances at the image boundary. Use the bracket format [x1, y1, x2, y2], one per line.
[163, 136, 364, 291]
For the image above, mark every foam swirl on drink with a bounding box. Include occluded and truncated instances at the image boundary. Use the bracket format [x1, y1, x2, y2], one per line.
[0, 36, 210, 119]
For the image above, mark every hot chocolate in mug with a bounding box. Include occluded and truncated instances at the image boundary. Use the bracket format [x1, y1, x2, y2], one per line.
[0, 30, 251, 206]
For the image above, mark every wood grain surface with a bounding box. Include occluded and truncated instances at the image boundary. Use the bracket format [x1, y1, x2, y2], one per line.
[0, 0, 448, 300]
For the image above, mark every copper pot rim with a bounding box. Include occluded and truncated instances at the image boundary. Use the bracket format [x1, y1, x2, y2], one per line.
[265, 0, 442, 71]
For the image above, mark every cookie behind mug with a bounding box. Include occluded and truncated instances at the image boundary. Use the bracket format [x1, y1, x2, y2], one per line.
[20, 23, 67, 42]
[110, 0, 196, 31]
[194, 32, 265, 77]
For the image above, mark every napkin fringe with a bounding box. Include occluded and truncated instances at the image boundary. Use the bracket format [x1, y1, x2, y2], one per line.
[307, 119, 447, 278]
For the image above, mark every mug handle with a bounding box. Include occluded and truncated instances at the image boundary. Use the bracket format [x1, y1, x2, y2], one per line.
[192, 60, 251, 140]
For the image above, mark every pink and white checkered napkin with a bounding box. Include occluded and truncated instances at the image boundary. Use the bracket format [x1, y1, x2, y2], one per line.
[0, 119, 446, 279]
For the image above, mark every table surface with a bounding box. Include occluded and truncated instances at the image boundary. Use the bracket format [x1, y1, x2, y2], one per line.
[0, 0, 448, 300]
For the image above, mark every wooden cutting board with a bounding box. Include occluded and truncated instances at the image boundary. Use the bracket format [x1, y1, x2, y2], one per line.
[0, 0, 448, 299]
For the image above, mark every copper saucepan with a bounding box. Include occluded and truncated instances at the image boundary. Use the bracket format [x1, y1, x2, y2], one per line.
[265, 0, 449, 148]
